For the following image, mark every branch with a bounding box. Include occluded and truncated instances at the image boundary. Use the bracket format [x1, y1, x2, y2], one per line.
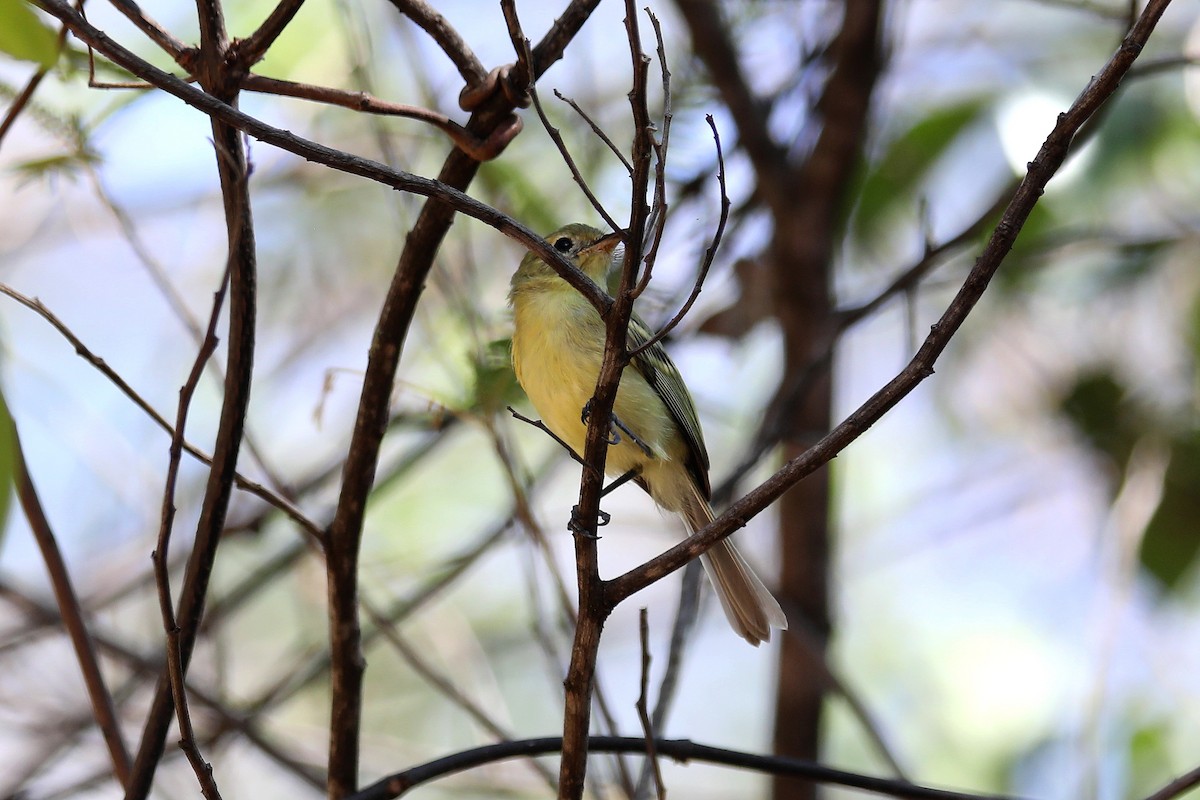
[14, 432, 132, 788]
[0, 284, 322, 541]
[348, 736, 1028, 800]
[605, 0, 1175, 605]
[239, 74, 521, 161]
[105, 0, 190, 60]
[236, 0, 307, 66]
[627, 114, 729, 359]
[385, 0, 486, 88]
[150, 249, 231, 800]
[30, 0, 610, 313]
[556, 2, 657, 795]
[125, 6, 258, 792]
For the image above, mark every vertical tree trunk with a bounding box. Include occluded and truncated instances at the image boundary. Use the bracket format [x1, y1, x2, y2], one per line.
[765, 4, 883, 798]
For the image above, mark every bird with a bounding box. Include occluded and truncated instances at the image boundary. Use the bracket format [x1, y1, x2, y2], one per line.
[509, 222, 787, 645]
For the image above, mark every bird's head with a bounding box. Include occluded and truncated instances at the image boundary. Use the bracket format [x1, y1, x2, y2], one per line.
[512, 223, 624, 292]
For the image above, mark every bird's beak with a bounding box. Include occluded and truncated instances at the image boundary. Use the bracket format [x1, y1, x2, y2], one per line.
[583, 230, 624, 255]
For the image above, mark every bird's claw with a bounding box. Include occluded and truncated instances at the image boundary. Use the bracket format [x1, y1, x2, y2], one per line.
[580, 402, 654, 456]
[568, 504, 609, 539]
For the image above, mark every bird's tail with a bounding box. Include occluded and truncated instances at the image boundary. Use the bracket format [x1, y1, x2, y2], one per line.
[680, 486, 787, 646]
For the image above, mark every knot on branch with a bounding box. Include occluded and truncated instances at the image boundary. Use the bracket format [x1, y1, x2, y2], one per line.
[459, 64, 531, 112]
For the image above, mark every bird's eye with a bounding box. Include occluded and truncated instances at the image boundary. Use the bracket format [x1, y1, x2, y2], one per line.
[553, 237, 573, 253]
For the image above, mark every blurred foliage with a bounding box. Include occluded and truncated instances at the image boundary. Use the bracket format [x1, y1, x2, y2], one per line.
[0, 0, 58, 68]
[1058, 370, 1142, 476]
[851, 99, 990, 245]
[0, 389, 15, 551]
[1141, 432, 1200, 591]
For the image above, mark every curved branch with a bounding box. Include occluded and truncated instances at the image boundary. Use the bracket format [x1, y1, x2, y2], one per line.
[348, 736, 1027, 800]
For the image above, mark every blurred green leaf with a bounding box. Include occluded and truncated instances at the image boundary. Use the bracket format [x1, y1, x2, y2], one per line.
[0, 390, 16, 553]
[852, 99, 988, 243]
[12, 149, 100, 182]
[476, 160, 559, 235]
[0, 0, 59, 68]
[1126, 723, 1173, 797]
[1140, 431, 1200, 592]
[1058, 370, 1140, 475]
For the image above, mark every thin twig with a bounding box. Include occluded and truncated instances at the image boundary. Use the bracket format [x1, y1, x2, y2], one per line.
[634, 610, 665, 799]
[501, 1, 623, 236]
[628, 114, 729, 359]
[151, 253, 230, 800]
[632, 8, 672, 301]
[15, 432, 132, 788]
[554, 90, 633, 175]
[0, 284, 322, 542]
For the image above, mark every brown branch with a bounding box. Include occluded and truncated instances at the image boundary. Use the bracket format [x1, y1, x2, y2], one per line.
[347, 736, 1028, 800]
[124, 7, 258, 792]
[1144, 764, 1200, 800]
[239, 74, 521, 161]
[606, 0, 1175, 606]
[557, 3, 657, 797]
[554, 90, 633, 175]
[151, 248, 231, 800]
[385, 0, 486, 88]
[32, 0, 610, 310]
[104, 0, 190, 59]
[635, 610, 665, 800]
[236, 0, 306, 66]
[14, 432, 132, 788]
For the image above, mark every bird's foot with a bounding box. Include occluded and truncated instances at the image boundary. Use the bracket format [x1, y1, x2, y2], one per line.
[569, 504, 610, 539]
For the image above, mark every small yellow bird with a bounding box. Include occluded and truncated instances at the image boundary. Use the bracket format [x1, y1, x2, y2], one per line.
[509, 223, 787, 645]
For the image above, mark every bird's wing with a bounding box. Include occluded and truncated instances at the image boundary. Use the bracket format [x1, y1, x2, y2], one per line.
[625, 314, 712, 498]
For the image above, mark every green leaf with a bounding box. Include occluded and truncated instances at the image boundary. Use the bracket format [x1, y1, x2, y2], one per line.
[0, 0, 60, 68]
[852, 99, 988, 243]
[0, 390, 17, 553]
[1140, 431, 1200, 592]
[1058, 370, 1139, 475]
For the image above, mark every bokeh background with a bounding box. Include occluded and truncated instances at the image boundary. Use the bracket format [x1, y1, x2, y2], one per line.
[1, 1, 1199, 798]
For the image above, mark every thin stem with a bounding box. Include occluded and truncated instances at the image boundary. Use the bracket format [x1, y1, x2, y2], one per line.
[15, 433, 132, 788]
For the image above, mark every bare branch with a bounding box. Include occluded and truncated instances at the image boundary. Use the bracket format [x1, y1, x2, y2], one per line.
[606, 0, 1176, 608]
[348, 736, 1028, 800]
[15, 434, 132, 788]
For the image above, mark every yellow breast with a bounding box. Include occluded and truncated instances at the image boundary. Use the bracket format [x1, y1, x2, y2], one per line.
[510, 289, 675, 476]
